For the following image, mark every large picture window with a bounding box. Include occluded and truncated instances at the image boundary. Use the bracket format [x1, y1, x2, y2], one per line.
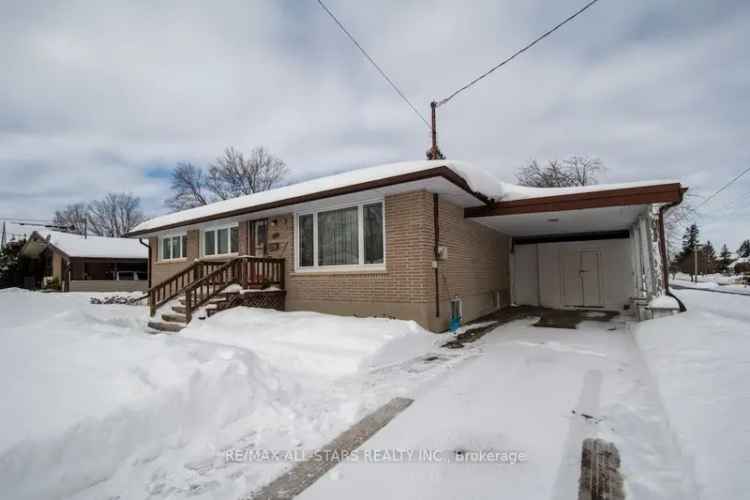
[160, 234, 187, 261]
[203, 225, 239, 257]
[318, 206, 358, 266]
[296, 201, 385, 271]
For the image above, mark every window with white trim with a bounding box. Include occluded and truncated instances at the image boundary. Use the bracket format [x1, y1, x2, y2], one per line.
[296, 201, 385, 271]
[160, 233, 187, 261]
[203, 225, 239, 257]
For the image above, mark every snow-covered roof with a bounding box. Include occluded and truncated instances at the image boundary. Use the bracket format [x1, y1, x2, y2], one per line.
[31, 230, 147, 259]
[495, 179, 680, 202]
[1, 222, 50, 244]
[132, 160, 501, 234]
[130, 158, 681, 235]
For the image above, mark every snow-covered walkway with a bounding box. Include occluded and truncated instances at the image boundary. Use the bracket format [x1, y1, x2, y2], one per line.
[298, 317, 694, 500]
[634, 289, 750, 499]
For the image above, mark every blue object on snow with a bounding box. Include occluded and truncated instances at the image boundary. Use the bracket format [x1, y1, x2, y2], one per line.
[449, 315, 461, 333]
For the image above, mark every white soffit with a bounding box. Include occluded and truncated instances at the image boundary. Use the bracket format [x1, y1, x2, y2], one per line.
[473, 205, 646, 237]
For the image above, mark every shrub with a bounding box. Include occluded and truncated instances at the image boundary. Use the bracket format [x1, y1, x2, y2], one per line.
[44, 277, 61, 291]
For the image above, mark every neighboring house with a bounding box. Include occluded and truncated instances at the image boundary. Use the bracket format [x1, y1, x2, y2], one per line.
[20, 230, 149, 292]
[731, 257, 750, 274]
[127, 160, 686, 332]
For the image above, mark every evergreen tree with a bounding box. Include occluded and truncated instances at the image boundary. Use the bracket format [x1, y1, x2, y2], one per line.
[680, 224, 700, 259]
[0, 240, 24, 289]
[738, 239, 750, 258]
[719, 244, 733, 274]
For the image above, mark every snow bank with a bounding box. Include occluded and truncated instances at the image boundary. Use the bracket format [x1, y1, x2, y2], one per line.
[633, 290, 750, 499]
[182, 307, 438, 378]
[0, 292, 304, 499]
[0, 291, 442, 499]
[648, 294, 679, 309]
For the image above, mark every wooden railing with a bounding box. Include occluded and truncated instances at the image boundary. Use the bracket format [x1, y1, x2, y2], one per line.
[148, 259, 230, 316]
[181, 256, 285, 323]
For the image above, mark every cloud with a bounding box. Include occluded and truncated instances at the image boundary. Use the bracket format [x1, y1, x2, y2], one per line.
[0, 0, 748, 248]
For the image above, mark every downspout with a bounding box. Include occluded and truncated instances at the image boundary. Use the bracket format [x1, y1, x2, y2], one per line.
[433, 193, 440, 318]
[657, 192, 687, 312]
[139, 238, 151, 289]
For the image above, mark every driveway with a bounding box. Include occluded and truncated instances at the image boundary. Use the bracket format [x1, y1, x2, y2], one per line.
[297, 316, 695, 500]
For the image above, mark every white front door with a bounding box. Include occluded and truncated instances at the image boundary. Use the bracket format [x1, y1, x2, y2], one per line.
[580, 250, 602, 307]
[562, 250, 602, 307]
[562, 252, 584, 306]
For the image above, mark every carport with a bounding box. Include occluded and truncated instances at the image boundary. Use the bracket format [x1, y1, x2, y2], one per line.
[465, 182, 686, 315]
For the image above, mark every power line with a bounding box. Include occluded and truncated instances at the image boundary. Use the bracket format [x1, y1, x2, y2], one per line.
[437, 0, 603, 107]
[695, 165, 750, 209]
[0, 217, 54, 223]
[315, 0, 430, 128]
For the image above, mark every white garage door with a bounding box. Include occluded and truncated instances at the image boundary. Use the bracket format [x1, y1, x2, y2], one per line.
[513, 238, 634, 310]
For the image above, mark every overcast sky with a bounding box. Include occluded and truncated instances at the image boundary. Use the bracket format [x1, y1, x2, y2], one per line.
[1, 0, 748, 249]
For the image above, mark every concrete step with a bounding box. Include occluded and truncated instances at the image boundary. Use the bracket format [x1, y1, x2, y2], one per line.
[147, 321, 185, 333]
[172, 305, 186, 314]
[161, 312, 187, 323]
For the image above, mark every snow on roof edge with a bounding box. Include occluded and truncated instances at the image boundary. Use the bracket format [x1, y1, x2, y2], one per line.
[131, 160, 500, 234]
[33, 230, 148, 259]
[496, 179, 681, 202]
[131, 158, 681, 235]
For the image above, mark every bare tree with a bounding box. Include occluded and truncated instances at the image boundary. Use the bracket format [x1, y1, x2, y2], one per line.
[207, 146, 287, 200]
[87, 193, 145, 237]
[516, 156, 605, 187]
[664, 201, 697, 261]
[516, 160, 573, 187]
[564, 156, 605, 186]
[166, 147, 287, 209]
[53, 203, 88, 234]
[165, 162, 209, 211]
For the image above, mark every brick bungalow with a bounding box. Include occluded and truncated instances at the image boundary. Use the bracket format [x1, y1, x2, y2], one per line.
[126, 161, 686, 332]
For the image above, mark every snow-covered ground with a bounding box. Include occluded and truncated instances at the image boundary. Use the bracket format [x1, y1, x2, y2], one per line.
[2, 287, 747, 500]
[634, 289, 750, 500]
[672, 272, 750, 295]
[0, 289, 456, 500]
[299, 317, 696, 500]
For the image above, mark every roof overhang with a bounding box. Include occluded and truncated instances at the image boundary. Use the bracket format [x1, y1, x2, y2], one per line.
[127, 166, 491, 238]
[466, 183, 685, 218]
[466, 183, 686, 239]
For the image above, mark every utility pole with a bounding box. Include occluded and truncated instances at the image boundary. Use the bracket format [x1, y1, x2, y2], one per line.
[426, 101, 445, 160]
[693, 244, 702, 283]
[1, 221, 6, 250]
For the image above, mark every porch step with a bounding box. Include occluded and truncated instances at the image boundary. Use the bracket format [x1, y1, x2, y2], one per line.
[161, 312, 187, 323]
[147, 321, 185, 333]
[177, 298, 227, 309]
